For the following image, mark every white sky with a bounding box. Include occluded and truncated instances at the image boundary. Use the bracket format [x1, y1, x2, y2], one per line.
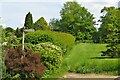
[0, 0, 119, 29]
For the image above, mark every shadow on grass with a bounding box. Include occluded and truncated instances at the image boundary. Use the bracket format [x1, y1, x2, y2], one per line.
[90, 56, 119, 59]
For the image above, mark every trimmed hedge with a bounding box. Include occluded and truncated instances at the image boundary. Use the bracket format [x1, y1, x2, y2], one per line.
[25, 30, 75, 53]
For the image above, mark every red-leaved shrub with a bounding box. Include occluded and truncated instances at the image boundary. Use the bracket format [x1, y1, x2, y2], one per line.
[5, 45, 45, 79]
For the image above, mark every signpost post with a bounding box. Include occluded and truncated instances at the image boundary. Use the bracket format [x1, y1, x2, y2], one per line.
[22, 27, 34, 50]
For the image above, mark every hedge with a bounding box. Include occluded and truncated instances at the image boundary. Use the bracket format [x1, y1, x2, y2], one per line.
[25, 30, 75, 53]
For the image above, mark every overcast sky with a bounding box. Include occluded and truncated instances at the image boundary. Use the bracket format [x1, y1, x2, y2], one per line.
[0, 0, 119, 29]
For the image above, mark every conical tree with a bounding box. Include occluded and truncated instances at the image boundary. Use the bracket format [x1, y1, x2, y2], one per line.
[34, 17, 50, 31]
[24, 12, 34, 29]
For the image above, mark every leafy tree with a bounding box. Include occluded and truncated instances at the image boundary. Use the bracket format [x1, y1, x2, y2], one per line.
[50, 1, 96, 41]
[99, 7, 120, 57]
[49, 18, 60, 31]
[15, 27, 22, 38]
[34, 17, 50, 31]
[98, 7, 119, 43]
[4, 27, 14, 33]
[3, 27, 16, 46]
[24, 12, 34, 29]
[4, 27, 15, 37]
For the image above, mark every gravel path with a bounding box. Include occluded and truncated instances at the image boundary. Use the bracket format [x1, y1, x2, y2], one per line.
[64, 73, 119, 78]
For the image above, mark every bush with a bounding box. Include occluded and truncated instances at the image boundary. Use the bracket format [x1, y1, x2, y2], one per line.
[5, 45, 45, 79]
[12, 37, 22, 45]
[101, 44, 120, 57]
[24, 43, 35, 51]
[24, 42, 63, 74]
[25, 30, 75, 53]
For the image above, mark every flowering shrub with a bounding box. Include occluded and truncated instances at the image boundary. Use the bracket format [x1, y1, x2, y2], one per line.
[25, 42, 62, 74]
[24, 43, 34, 51]
[5, 45, 45, 79]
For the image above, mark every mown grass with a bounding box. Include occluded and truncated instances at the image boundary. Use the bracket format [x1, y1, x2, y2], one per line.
[63, 43, 118, 75]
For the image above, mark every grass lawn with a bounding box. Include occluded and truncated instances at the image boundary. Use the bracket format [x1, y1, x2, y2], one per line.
[63, 43, 118, 75]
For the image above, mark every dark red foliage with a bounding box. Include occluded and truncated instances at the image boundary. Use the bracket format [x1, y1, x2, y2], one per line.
[5, 45, 46, 78]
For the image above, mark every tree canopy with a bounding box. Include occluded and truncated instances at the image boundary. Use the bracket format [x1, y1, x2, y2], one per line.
[24, 12, 34, 29]
[15, 27, 23, 38]
[98, 7, 120, 43]
[4, 27, 15, 37]
[34, 17, 50, 31]
[49, 18, 60, 31]
[50, 1, 96, 41]
[99, 7, 120, 57]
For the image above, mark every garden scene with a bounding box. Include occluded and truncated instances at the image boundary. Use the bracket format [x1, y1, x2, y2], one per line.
[0, 0, 120, 79]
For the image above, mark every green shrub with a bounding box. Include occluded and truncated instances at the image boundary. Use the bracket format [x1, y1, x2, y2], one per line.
[25, 42, 62, 73]
[12, 37, 22, 45]
[24, 43, 35, 51]
[25, 30, 75, 53]
[101, 44, 120, 57]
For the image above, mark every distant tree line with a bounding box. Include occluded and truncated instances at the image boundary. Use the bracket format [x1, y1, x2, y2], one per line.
[2, 1, 120, 45]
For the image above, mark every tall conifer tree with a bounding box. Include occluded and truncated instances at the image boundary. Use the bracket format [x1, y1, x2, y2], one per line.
[24, 12, 34, 29]
[34, 17, 50, 30]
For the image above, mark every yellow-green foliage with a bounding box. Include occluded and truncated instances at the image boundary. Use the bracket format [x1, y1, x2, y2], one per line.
[25, 30, 75, 53]
[24, 42, 63, 77]
[64, 43, 118, 75]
